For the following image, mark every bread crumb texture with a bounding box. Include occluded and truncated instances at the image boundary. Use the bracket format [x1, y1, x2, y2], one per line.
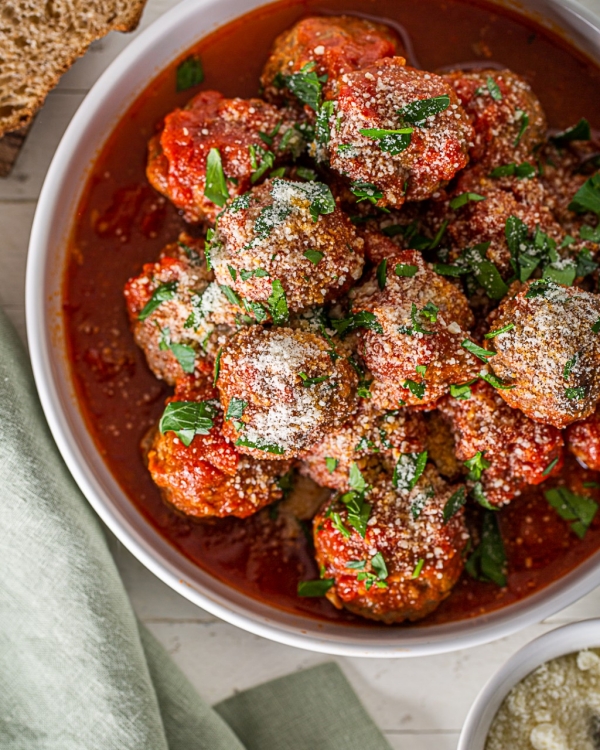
[0, 0, 146, 134]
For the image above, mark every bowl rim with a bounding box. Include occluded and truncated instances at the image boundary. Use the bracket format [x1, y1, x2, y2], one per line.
[457, 618, 600, 749]
[25, 0, 600, 657]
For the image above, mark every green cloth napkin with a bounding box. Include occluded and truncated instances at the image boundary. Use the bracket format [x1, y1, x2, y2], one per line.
[0, 307, 391, 750]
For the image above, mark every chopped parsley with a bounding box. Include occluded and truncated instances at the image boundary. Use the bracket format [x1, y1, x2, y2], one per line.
[569, 172, 600, 216]
[485, 76, 503, 101]
[514, 109, 530, 146]
[443, 486, 467, 523]
[551, 118, 591, 146]
[450, 192, 486, 210]
[176, 55, 204, 91]
[220, 284, 242, 307]
[249, 144, 275, 184]
[377, 258, 387, 290]
[225, 398, 247, 421]
[159, 400, 219, 446]
[393, 451, 428, 492]
[359, 126, 414, 154]
[461, 339, 495, 362]
[490, 161, 536, 179]
[411, 558, 425, 579]
[479, 372, 515, 390]
[350, 181, 384, 204]
[545, 486, 598, 538]
[240, 267, 269, 281]
[397, 94, 451, 125]
[138, 281, 178, 321]
[325, 457, 338, 474]
[450, 381, 475, 399]
[394, 263, 419, 278]
[282, 62, 326, 111]
[298, 372, 329, 387]
[465, 511, 507, 587]
[464, 451, 491, 482]
[213, 348, 222, 386]
[592, 318, 600, 334]
[303, 249, 323, 265]
[204, 148, 230, 207]
[348, 462, 367, 493]
[563, 352, 579, 380]
[403, 378, 426, 400]
[485, 323, 515, 339]
[296, 166, 317, 182]
[542, 457, 559, 477]
[471, 482, 497, 510]
[267, 279, 289, 325]
[235, 436, 285, 455]
[331, 311, 384, 336]
[297, 579, 334, 597]
[565, 386, 587, 400]
[315, 100, 334, 146]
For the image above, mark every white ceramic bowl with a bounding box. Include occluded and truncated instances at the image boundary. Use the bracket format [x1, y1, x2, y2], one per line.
[26, 0, 600, 657]
[458, 618, 600, 749]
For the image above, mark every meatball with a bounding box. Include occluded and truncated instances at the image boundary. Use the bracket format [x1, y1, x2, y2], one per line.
[147, 368, 290, 518]
[124, 235, 247, 383]
[327, 57, 473, 208]
[443, 69, 547, 168]
[486, 279, 600, 427]
[210, 177, 364, 312]
[439, 380, 564, 507]
[300, 397, 426, 491]
[216, 326, 359, 459]
[566, 406, 600, 470]
[147, 91, 303, 224]
[351, 248, 481, 408]
[313, 466, 468, 623]
[261, 15, 399, 104]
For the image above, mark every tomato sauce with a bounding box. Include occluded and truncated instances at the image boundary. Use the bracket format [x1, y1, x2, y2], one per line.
[63, 0, 600, 626]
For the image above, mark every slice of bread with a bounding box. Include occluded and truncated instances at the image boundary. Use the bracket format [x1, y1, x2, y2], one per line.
[0, 0, 147, 136]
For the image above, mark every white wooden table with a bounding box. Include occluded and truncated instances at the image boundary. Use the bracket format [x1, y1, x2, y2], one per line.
[3, 1, 600, 746]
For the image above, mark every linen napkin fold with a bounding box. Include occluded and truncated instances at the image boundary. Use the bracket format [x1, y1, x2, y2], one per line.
[0, 307, 391, 750]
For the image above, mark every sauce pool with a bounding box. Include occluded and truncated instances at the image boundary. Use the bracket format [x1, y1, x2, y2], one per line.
[64, 0, 600, 626]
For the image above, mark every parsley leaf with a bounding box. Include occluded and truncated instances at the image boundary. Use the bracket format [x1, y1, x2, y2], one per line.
[486, 76, 503, 101]
[348, 462, 367, 493]
[176, 55, 204, 91]
[138, 281, 178, 321]
[514, 109, 530, 146]
[204, 148, 230, 207]
[461, 339, 495, 362]
[325, 457, 338, 474]
[545, 486, 598, 538]
[565, 386, 587, 400]
[331, 311, 384, 336]
[297, 579, 334, 597]
[283, 62, 326, 111]
[159, 400, 218, 446]
[359, 127, 414, 154]
[403, 379, 426, 400]
[350, 181, 384, 204]
[393, 451, 428, 491]
[267, 279, 289, 325]
[235, 436, 285, 455]
[397, 94, 451, 125]
[563, 352, 579, 380]
[450, 192, 486, 210]
[450, 381, 475, 399]
[298, 372, 329, 387]
[464, 451, 491, 481]
[213, 348, 222, 386]
[411, 558, 425, 579]
[569, 173, 600, 216]
[303, 249, 323, 265]
[465, 511, 507, 586]
[479, 372, 515, 390]
[225, 398, 247, 421]
[443, 486, 467, 523]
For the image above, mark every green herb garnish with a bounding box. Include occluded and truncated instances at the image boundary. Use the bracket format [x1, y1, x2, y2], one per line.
[159, 400, 219, 446]
[443, 486, 467, 523]
[450, 192, 486, 210]
[297, 579, 334, 597]
[398, 94, 451, 125]
[204, 148, 230, 207]
[176, 55, 204, 91]
[545, 486, 598, 538]
[465, 511, 507, 587]
[303, 249, 324, 265]
[393, 451, 428, 492]
[267, 279, 289, 325]
[138, 281, 178, 321]
[359, 126, 413, 154]
[461, 339, 495, 362]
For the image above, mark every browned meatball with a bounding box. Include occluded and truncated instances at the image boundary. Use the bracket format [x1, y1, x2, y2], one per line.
[312, 466, 468, 623]
[261, 15, 399, 104]
[439, 380, 564, 507]
[147, 91, 303, 224]
[350, 248, 481, 408]
[486, 279, 600, 427]
[443, 69, 547, 168]
[123, 235, 239, 384]
[147, 368, 290, 518]
[566, 405, 600, 470]
[327, 57, 473, 208]
[216, 326, 359, 459]
[300, 397, 426, 491]
[210, 178, 364, 313]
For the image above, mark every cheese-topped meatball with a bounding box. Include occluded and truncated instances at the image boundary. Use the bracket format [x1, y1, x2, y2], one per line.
[312, 465, 468, 623]
[486, 279, 600, 427]
[439, 380, 563, 507]
[327, 57, 473, 207]
[216, 326, 359, 459]
[210, 178, 364, 312]
[300, 397, 426, 491]
[351, 248, 481, 408]
[261, 15, 399, 104]
[147, 91, 303, 224]
[147, 368, 290, 518]
[443, 69, 547, 168]
[124, 235, 239, 383]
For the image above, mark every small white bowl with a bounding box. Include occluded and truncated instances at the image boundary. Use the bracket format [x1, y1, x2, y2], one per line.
[25, 0, 600, 656]
[458, 618, 600, 749]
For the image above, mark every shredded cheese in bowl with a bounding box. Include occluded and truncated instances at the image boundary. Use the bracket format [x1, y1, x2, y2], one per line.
[487, 649, 600, 750]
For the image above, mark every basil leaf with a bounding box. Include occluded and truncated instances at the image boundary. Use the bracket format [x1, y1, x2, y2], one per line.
[315, 100, 334, 146]
[169, 342, 196, 374]
[301, 181, 336, 221]
[393, 451, 428, 491]
[267, 279, 289, 325]
[213, 348, 222, 386]
[543, 260, 577, 287]
[297, 579, 334, 597]
[461, 339, 495, 362]
[176, 55, 204, 91]
[138, 281, 178, 321]
[346, 559, 366, 570]
[450, 192, 486, 210]
[545, 486, 598, 538]
[450, 382, 474, 399]
[348, 462, 367, 493]
[159, 400, 218, 446]
[204, 148, 230, 207]
[514, 109, 530, 146]
[377, 258, 387, 290]
[443, 486, 467, 523]
[480, 372, 515, 390]
[370, 552, 388, 581]
[471, 258, 508, 300]
[398, 94, 451, 125]
[485, 323, 515, 339]
[411, 558, 425, 579]
[465, 511, 507, 587]
[551, 118, 591, 145]
[235, 436, 286, 455]
[296, 166, 317, 181]
[303, 249, 323, 265]
[359, 127, 413, 154]
[402, 379, 426, 400]
[283, 62, 325, 111]
[331, 311, 384, 336]
[350, 181, 384, 204]
[569, 173, 600, 216]
[394, 263, 418, 278]
[226, 398, 247, 421]
[298, 372, 329, 387]
[325, 457, 338, 474]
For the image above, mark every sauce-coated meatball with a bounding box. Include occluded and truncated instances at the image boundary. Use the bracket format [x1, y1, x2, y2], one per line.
[210, 177, 364, 312]
[566, 406, 600, 470]
[351, 248, 481, 408]
[261, 15, 399, 104]
[147, 91, 303, 224]
[300, 397, 426, 491]
[443, 69, 547, 168]
[216, 326, 359, 459]
[313, 466, 468, 623]
[486, 279, 600, 427]
[147, 369, 290, 518]
[327, 57, 473, 207]
[439, 380, 563, 507]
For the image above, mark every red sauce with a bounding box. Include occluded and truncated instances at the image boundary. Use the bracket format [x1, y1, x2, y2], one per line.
[64, 0, 600, 627]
